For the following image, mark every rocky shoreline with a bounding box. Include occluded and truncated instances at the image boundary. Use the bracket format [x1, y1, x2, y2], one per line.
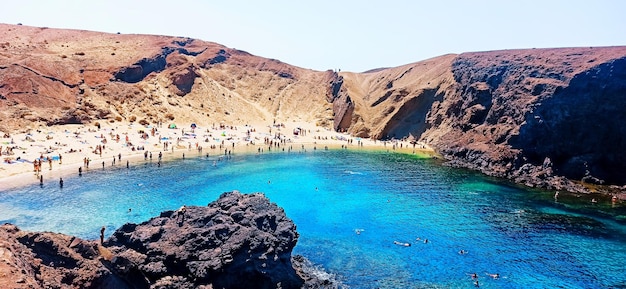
[0, 191, 343, 289]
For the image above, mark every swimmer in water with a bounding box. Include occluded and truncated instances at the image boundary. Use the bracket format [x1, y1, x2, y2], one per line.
[393, 241, 411, 247]
[459, 250, 468, 255]
[486, 273, 500, 279]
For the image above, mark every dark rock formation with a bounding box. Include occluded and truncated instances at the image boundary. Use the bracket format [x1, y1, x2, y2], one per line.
[429, 49, 626, 191]
[114, 52, 168, 83]
[510, 57, 626, 185]
[338, 48, 626, 193]
[0, 192, 336, 289]
[0, 223, 128, 289]
[325, 71, 354, 132]
[170, 65, 198, 96]
[107, 191, 303, 289]
[201, 49, 231, 67]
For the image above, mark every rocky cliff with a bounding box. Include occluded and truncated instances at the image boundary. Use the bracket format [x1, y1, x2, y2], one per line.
[1, 23, 625, 193]
[337, 48, 626, 192]
[0, 192, 337, 288]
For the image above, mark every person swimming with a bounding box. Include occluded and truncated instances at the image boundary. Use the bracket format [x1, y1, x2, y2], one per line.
[486, 273, 500, 279]
[393, 241, 411, 247]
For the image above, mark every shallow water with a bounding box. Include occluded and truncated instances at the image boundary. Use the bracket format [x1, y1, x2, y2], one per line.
[1, 150, 625, 288]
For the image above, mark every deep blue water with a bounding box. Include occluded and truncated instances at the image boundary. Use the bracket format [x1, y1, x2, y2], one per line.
[1, 150, 625, 289]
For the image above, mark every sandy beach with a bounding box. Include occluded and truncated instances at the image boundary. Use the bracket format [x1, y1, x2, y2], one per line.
[0, 120, 435, 191]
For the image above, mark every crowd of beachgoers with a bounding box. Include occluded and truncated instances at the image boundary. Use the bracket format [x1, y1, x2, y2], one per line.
[0, 120, 433, 190]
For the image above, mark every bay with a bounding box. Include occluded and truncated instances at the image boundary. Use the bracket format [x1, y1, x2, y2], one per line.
[1, 149, 625, 288]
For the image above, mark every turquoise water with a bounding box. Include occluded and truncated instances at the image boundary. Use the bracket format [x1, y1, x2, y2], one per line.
[1, 150, 625, 288]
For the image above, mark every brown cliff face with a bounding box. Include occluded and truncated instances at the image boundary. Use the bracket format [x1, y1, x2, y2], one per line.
[338, 54, 458, 139]
[339, 47, 626, 191]
[2, 24, 626, 191]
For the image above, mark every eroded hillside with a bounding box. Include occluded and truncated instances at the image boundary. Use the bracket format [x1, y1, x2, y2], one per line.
[0, 24, 334, 130]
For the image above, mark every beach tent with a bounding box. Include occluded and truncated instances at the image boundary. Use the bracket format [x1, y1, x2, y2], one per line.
[168, 123, 177, 129]
[191, 123, 197, 129]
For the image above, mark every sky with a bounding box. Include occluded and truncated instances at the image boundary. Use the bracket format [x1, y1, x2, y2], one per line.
[2, 0, 625, 72]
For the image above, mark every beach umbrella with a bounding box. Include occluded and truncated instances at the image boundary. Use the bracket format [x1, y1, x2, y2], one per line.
[191, 123, 197, 129]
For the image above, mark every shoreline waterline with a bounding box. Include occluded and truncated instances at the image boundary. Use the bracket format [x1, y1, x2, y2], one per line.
[0, 121, 436, 191]
[0, 145, 438, 191]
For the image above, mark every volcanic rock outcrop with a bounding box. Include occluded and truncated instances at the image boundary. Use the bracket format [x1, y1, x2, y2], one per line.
[1, 23, 626, 193]
[336, 48, 626, 192]
[0, 191, 335, 288]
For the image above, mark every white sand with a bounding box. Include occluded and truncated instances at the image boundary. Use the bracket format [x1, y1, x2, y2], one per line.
[0, 120, 435, 190]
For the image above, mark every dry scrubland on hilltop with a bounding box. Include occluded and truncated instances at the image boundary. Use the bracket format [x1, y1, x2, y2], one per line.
[1, 24, 626, 194]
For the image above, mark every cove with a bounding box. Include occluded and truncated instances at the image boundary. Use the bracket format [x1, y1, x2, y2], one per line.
[1, 150, 625, 288]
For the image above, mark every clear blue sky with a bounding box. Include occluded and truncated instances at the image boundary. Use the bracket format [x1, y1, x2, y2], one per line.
[3, 0, 625, 72]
